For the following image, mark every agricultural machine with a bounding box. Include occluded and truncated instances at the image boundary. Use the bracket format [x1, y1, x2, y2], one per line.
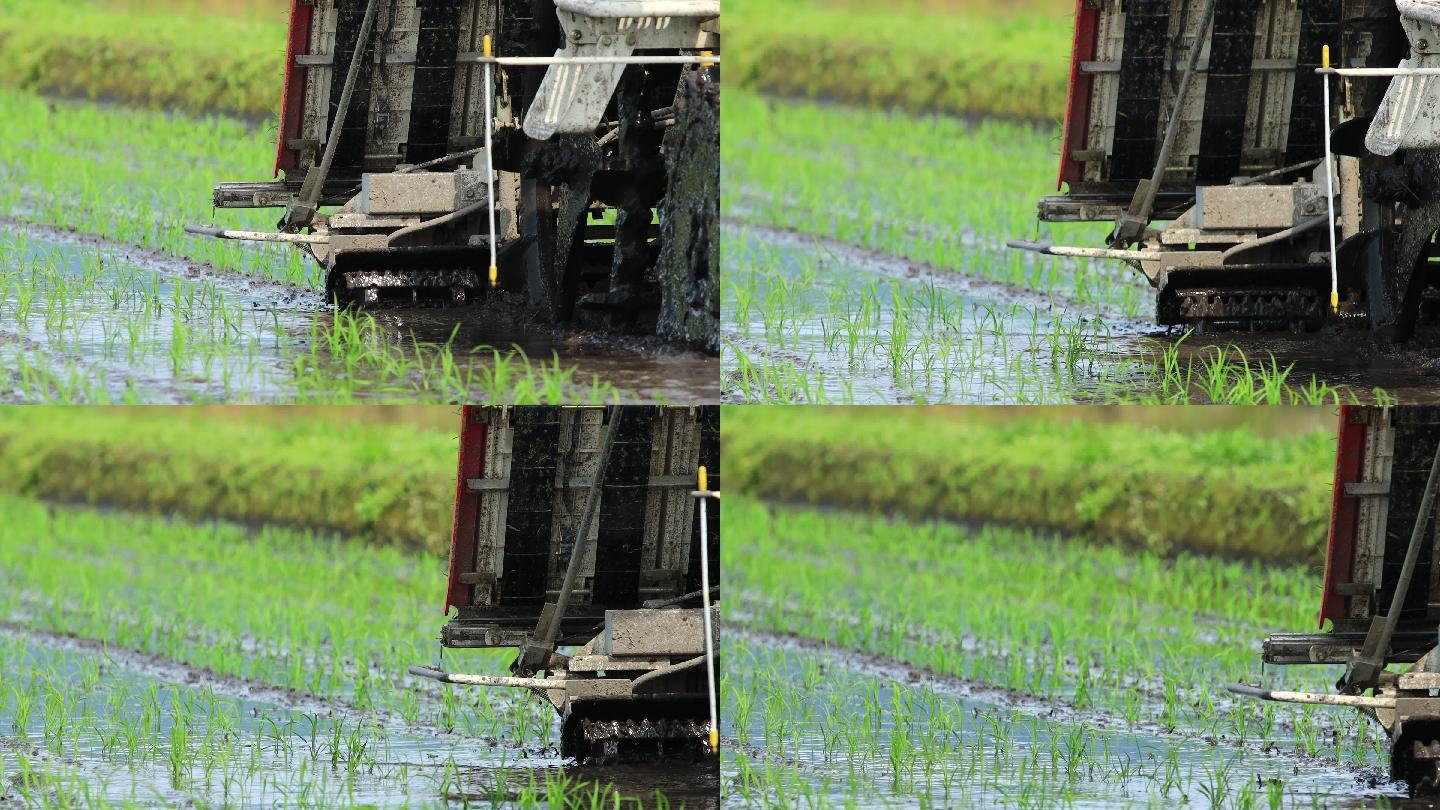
[1230, 405, 1440, 793]
[187, 0, 720, 349]
[1010, 0, 1440, 339]
[409, 405, 720, 764]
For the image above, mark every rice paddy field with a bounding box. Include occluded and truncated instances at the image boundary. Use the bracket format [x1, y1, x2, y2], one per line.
[0, 1, 716, 404]
[0, 407, 717, 808]
[720, 405, 1404, 807]
[722, 0, 1440, 405]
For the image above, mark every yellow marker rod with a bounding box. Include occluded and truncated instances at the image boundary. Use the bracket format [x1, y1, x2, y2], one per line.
[483, 34, 499, 289]
[696, 465, 718, 758]
[1320, 43, 1339, 314]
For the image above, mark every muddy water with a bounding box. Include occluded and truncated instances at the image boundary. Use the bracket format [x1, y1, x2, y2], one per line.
[0, 630, 714, 808]
[1160, 323, 1440, 404]
[370, 304, 719, 403]
[722, 224, 1153, 403]
[723, 631, 1406, 808]
[0, 224, 716, 403]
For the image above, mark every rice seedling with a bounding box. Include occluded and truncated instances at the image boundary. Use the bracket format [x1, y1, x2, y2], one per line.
[0, 89, 692, 403]
[722, 494, 1400, 806]
[0, 490, 695, 808]
[723, 92, 1391, 405]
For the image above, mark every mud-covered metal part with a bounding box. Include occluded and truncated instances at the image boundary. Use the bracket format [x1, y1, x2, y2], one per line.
[566, 715, 710, 764]
[654, 71, 719, 350]
[1397, 732, 1440, 794]
[1173, 287, 1326, 326]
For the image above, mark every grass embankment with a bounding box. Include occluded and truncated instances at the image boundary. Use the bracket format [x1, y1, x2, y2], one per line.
[0, 408, 457, 552]
[722, 406, 1337, 562]
[730, 0, 1072, 121]
[0, 1, 285, 119]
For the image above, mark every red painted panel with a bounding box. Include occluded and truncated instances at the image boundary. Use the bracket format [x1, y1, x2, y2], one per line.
[274, 0, 315, 177]
[1058, 0, 1100, 190]
[1319, 405, 1366, 628]
[445, 407, 487, 614]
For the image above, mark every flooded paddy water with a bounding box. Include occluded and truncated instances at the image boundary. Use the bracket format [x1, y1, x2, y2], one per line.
[0, 223, 716, 403]
[722, 630, 1406, 809]
[0, 492, 718, 808]
[722, 89, 1440, 405]
[0, 628, 716, 808]
[0, 88, 716, 404]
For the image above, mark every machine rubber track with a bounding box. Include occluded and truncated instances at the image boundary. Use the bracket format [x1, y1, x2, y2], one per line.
[564, 715, 710, 765]
[1397, 738, 1440, 796]
[1174, 287, 1326, 331]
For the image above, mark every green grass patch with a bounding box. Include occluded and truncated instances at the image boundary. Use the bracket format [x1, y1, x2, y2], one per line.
[730, 0, 1072, 121]
[0, 0, 286, 119]
[0, 407, 457, 552]
[722, 405, 1338, 562]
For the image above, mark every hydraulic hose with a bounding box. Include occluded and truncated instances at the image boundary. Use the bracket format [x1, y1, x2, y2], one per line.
[385, 199, 489, 247]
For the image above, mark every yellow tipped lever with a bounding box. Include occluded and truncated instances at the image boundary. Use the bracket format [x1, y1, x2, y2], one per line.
[698, 465, 708, 492]
[488, 265, 498, 288]
[709, 728, 719, 754]
[1322, 44, 1330, 70]
[1331, 291, 1339, 314]
[483, 34, 492, 59]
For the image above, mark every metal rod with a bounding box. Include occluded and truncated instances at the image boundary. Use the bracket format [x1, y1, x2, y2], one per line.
[408, 665, 566, 690]
[1321, 45, 1340, 313]
[483, 35, 499, 288]
[183, 224, 328, 244]
[385, 200, 488, 247]
[1220, 215, 1328, 263]
[459, 55, 719, 66]
[696, 468, 718, 754]
[1006, 239, 1162, 261]
[1227, 683, 1397, 709]
[532, 407, 626, 662]
[642, 585, 719, 609]
[1318, 67, 1440, 76]
[292, 0, 381, 228]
